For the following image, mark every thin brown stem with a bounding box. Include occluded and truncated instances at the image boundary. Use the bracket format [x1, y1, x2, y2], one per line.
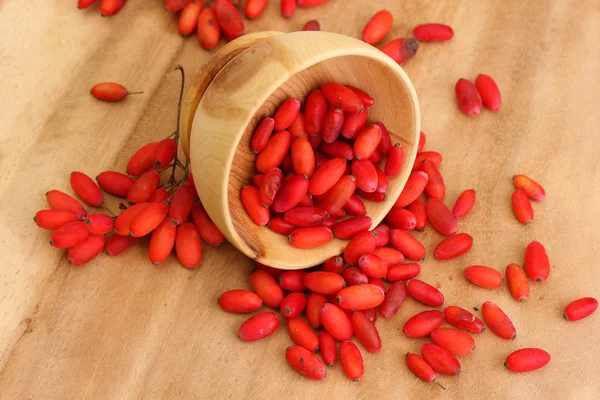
[167, 64, 186, 187]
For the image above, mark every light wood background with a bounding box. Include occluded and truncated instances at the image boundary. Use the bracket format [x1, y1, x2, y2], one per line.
[1, 1, 599, 399]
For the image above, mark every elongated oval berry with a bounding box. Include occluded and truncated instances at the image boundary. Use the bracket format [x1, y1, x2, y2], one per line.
[251, 117, 275, 153]
[105, 234, 135, 256]
[452, 189, 476, 218]
[505, 263, 529, 301]
[386, 263, 420, 282]
[390, 229, 425, 261]
[341, 108, 368, 140]
[421, 344, 461, 376]
[421, 160, 445, 201]
[406, 279, 444, 307]
[381, 38, 419, 64]
[344, 194, 366, 216]
[564, 297, 598, 321]
[114, 203, 149, 236]
[418, 130, 426, 152]
[362, 10, 393, 45]
[443, 306, 485, 334]
[347, 87, 374, 108]
[464, 265, 503, 289]
[322, 83, 363, 113]
[358, 253, 388, 279]
[245, 0, 267, 19]
[403, 310, 444, 338]
[35, 210, 81, 230]
[272, 175, 309, 213]
[127, 142, 159, 176]
[344, 231, 377, 264]
[288, 317, 319, 352]
[189, 203, 225, 246]
[386, 209, 417, 231]
[475, 74, 501, 111]
[258, 168, 283, 208]
[306, 293, 327, 328]
[431, 328, 475, 356]
[512, 189, 533, 224]
[302, 20, 320, 31]
[67, 234, 105, 265]
[84, 213, 113, 235]
[304, 89, 327, 136]
[323, 175, 356, 214]
[70, 172, 103, 207]
[524, 240, 550, 282]
[354, 124, 382, 160]
[372, 247, 404, 266]
[238, 312, 279, 341]
[341, 267, 368, 286]
[303, 271, 345, 295]
[46, 190, 86, 218]
[291, 138, 315, 177]
[513, 175, 545, 201]
[336, 284, 385, 311]
[407, 199, 427, 231]
[50, 221, 90, 248]
[357, 189, 386, 202]
[280, 292, 307, 318]
[332, 216, 371, 240]
[214, 0, 244, 41]
[339, 341, 364, 381]
[351, 311, 381, 353]
[374, 166, 388, 193]
[278, 271, 307, 292]
[130, 201, 169, 237]
[505, 348, 551, 373]
[148, 217, 176, 264]
[152, 138, 177, 169]
[394, 171, 428, 208]
[219, 290, 262, 313]
[127, 170, 160, 204]
[91, 82, 142, 102]
[372, 224, 390, 247]
[352, 159, 378, 193]
[412, 151, 443, 172]
[165, 0, 191, 12]
[322, 255, 344, 273]
[289, 226, 332, 248]
[242, 186, 270, 226]
[379, 281, 407, 318]
[426, 199, 457, 235]
[318, 332, 336, 366]
[96, 171, 134, 198]
[384, 143, 404, 177]
[321, 109, 344, 143]
[175, 222, 202, 268]
[274, 98, 301, 131]
[413, 24, 454, 42]
[167, 184, 193, 226]
[433, 233, 473, 260]
[256, 130, 291, 172]
[286, 346, 327, 380]
[455, 78, 482, 116]
[268, 217, 296, 235]
[197, 6, 221, 49]
[406, 353, 439, 384]
[321, 303, 353, 341]
[320, 141, 354, 161]
[251, 269, 284, 308]
[309, 158, 347, 196]
[289, 113, 308, 140]
[482, 301, 516, 340]
[178, 2, 202, 36]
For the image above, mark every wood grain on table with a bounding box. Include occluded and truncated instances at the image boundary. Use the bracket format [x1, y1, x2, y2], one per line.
[1, 1, 599, 399]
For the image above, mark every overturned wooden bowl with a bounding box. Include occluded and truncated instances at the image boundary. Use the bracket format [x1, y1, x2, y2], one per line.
[181, 31, 420, 270]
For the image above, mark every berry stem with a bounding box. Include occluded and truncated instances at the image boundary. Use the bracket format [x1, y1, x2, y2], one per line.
[168, 64, 186, 187]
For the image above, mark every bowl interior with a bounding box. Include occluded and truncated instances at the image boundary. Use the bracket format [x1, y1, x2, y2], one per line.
[227, 53, 419, 270]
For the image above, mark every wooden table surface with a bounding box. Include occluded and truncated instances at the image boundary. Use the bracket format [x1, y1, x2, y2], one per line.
[1, 1, 599, 399]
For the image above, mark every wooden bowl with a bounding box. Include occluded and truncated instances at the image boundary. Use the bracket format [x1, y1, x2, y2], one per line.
[181, 31, 420, 270]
